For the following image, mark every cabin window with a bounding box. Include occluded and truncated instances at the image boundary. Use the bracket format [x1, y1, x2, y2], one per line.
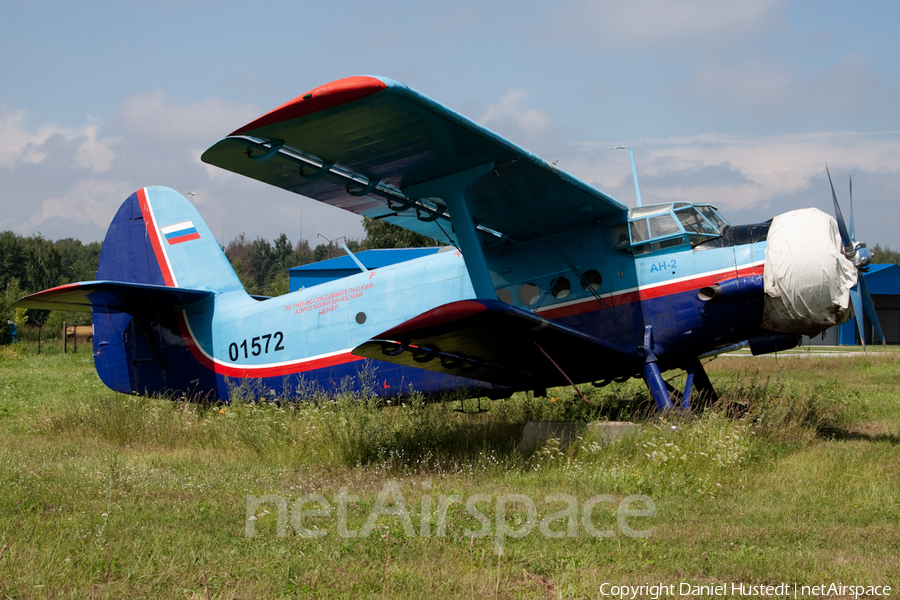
[580, 270, 602, 292]
[611, 223, 630, 249]
[630, 219, 650, 243]
[518, 283, 541, 306]
[496, 288, 513, 304]
[550, 276, 571, 298]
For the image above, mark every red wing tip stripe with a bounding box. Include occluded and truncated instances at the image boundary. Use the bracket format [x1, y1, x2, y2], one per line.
[230, 76, 389, 136]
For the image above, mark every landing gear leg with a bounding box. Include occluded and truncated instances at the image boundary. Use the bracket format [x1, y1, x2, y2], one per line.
[681, 358, 718, 409]
[643, 360, 673, 411]
[642, 325, 673, 411]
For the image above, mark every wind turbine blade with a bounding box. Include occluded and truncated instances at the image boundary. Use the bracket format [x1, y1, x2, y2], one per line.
[826, 166, 852, 248]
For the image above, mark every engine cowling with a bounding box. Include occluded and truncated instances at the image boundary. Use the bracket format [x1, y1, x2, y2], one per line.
[760, 208, 857, 335]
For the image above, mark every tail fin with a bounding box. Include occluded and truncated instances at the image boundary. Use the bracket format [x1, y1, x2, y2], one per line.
[91, 186, 237, 397]
[97, 186, 243, 292]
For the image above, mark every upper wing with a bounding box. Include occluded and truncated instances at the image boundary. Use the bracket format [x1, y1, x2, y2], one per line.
[352, 299, 643, 390]
[14, 281, 213, 313]
[200, 76, 627, 248]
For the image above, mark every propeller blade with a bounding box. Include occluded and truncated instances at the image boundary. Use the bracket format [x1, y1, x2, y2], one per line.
[858, 275, 886, 346]
[849, 285, 866, 349]
[848, 174, 855, 242]
[826, 166, 852, 249]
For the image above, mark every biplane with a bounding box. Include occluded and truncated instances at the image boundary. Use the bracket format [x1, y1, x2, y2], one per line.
[15, 76, 883, 410]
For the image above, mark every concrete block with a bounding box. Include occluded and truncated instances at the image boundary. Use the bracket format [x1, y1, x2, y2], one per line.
[519, 420, 638, 454]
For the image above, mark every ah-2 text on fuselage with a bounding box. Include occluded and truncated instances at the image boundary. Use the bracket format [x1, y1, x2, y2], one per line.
[16, 76, 883, 410]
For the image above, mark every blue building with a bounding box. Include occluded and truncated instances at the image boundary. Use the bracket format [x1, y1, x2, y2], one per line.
[805, 263, 900, 346]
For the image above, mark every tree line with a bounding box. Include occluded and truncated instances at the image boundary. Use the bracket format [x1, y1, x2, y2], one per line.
[6, 220, 898, 344]
[871, 244, 900, 266]
[1, 218, 438, 343]
[225, 217, 440, 296]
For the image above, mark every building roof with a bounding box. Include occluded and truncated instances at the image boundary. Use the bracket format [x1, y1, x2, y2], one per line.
[288, 247, 442, 291]
[864, 263, 900, 295]
[288, 248, 440, 273]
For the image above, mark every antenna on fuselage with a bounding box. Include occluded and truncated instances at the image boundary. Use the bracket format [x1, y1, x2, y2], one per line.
[341, 243, 368, 274]
[616, 146, 643, 207]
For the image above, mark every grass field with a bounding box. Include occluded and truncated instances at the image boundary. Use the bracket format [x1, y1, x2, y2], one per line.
[0, 342, 898, 598]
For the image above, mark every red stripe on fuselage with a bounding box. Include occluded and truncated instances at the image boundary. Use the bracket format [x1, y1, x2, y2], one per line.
[537, 264, 764, 321]
[175, 312, 363, 378]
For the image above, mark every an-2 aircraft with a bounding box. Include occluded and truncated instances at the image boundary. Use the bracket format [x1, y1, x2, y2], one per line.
[15, 76, 885, 410]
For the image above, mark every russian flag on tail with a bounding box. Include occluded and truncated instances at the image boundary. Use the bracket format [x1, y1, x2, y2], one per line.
[162, 221, 200, 245]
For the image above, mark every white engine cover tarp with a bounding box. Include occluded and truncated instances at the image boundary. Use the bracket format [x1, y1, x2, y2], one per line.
[761, 208, 857, 334]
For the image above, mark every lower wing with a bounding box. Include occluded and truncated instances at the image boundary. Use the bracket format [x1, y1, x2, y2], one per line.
[353, 300, 642, 390]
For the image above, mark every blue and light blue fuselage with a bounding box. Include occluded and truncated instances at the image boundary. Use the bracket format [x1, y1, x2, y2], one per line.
[91, 187, 767, 402]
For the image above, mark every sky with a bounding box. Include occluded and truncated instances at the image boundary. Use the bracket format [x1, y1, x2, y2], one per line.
[2, 0, 899, 252]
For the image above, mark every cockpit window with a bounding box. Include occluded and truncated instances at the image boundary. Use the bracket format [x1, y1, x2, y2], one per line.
[676, 208, 717, 235]
[648, 213, 680, 238]
[696, 205, 728, 230]
[621, 203, 726, 255]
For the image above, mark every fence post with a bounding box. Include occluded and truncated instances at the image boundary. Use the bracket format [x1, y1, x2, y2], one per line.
[63, 321, 67, 354]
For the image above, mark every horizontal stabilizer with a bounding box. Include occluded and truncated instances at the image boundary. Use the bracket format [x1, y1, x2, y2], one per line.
[353, 300, 642, 389]
[14, 281, 213, 313]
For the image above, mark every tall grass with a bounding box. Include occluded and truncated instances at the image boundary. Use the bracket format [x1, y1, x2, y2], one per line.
[2, 344, 898, 598]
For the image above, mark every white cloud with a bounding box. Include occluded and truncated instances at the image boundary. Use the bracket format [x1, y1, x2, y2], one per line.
[549, 0, 780, 49]
[558, 130, 900, 213]
[31, 179, 133, 229]
[479, 89, 551, 136]
[683, 54, 892, 117]
[72, 121, 116, 172]
[0, 108, 116, 172]
[117, 90, 259, 141]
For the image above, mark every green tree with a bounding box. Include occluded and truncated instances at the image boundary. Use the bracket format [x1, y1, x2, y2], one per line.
[0, 231, 25, 293]
[871, 244, 900, 266]
[313, 244, 331, 262]
[54, 238, 101, 282]
[21, 236, 62, 292]
[294, 239, 314, 266]
[361, 217, 441, 249]
[0, 278, 24, 344]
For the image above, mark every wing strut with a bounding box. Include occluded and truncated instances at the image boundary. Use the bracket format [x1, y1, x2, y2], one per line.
[405, 163, 496, 300]
[533, 341, 589, 404]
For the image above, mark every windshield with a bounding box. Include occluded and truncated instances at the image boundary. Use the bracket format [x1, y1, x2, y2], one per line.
[623, 203, 726, 253]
